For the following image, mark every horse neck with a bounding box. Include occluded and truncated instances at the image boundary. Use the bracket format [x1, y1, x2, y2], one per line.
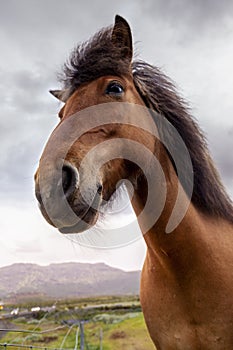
[130, 143, 233, 277]
[131, 145, 233, 349]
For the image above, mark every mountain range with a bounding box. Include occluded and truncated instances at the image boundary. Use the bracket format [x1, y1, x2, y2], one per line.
[0, 262, 140, 301]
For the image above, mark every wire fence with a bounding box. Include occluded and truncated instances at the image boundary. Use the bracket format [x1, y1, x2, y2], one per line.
[0, 327, 67, 335]
[0, 321, 102, 350]
[0, 343, 73, 350]
[0, 325, 73, 350]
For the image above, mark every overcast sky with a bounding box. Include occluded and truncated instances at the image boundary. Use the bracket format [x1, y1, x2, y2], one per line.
[0, 0, 232, 270]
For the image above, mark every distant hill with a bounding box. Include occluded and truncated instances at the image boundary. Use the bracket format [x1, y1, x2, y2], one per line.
[0, 263, 140, 301]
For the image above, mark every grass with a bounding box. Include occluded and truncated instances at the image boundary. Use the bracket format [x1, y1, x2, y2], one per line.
[93, 314, 155, 350]
[0, 296, 156, 350]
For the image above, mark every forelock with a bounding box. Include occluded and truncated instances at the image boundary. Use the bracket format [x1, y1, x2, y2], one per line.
[59, 25, 131, 95]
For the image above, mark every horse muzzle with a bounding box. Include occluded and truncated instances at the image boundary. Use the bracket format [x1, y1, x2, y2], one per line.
[34, 161, 102, 233]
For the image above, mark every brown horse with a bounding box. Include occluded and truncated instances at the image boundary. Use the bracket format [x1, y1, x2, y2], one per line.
[35, 16, 233, 349]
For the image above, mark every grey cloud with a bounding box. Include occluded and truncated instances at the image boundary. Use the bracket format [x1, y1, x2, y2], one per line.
[0, 1, 123, 204]
[207, 125, 233, 188]
[0, 0, 232, 204]
[0, 0, 115, 63]
[141, 0, 233, 31]
[0, 67, 59, 202]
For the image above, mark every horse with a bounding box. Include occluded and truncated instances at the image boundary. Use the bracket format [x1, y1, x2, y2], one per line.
[34, 15, 233, 349]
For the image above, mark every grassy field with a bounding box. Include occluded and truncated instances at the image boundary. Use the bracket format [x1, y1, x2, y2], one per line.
[0, 296, 155, 350]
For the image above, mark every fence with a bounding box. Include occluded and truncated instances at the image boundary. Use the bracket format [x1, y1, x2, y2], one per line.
[0, 322, 103, 350]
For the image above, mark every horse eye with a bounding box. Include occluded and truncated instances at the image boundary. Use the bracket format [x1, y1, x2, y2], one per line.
[105, 82, 124, 96]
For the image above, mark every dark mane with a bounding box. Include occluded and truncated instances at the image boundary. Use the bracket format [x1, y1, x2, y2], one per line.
[133, 61, 233, 222]
[60, 26, 233, 223]
[60, 26, 130, 94]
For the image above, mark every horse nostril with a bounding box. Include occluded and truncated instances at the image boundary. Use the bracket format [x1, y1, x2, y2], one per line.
[62, 166, 72, 193]
[62, 164, 79, 198]
[97, 183, 103, 194]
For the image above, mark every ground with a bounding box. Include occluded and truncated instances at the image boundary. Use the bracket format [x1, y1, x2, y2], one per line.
[0, 296, 156, 350]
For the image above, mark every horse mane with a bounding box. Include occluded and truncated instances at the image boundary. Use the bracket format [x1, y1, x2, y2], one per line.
[133, 61, 233, 222]
[60, 26, 130, 93]
[60, 26, 233, 223]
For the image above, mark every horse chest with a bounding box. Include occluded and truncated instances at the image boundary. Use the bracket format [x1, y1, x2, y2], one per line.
[140, 270, 195, 349]
[140, 258, 233, 350]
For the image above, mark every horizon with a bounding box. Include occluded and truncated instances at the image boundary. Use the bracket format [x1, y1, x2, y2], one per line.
[0, 260, 141, 272]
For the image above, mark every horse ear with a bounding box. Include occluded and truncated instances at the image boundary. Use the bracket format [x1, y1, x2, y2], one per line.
[111, 15, 133, 61]
[49, 89, 69, 103]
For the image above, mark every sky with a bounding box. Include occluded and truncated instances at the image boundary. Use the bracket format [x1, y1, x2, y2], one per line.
[0, 0, 232, 271]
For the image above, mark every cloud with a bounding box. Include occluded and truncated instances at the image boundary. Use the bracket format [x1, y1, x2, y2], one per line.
[0, 1, 232, 203]
[0, 203, 146, 270]
[0, 1, 232, 269]
[207, 125, 233, 191]
[140, 0, 233, 36]
[0, 66, 59, 201]
[0, 1, 130, 202]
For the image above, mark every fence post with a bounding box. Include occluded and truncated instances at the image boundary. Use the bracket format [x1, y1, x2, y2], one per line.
[80, 322, 84, 350]
[99, 328, 103, 350]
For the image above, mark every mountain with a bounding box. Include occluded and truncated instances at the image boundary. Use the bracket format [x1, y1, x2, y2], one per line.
[0, 263, 140, 300]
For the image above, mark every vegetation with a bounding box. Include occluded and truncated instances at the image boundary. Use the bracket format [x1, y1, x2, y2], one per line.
[0, 296, 155, 350]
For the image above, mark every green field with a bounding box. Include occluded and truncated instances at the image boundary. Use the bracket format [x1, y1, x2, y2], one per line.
[0, 296, 155, 350]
